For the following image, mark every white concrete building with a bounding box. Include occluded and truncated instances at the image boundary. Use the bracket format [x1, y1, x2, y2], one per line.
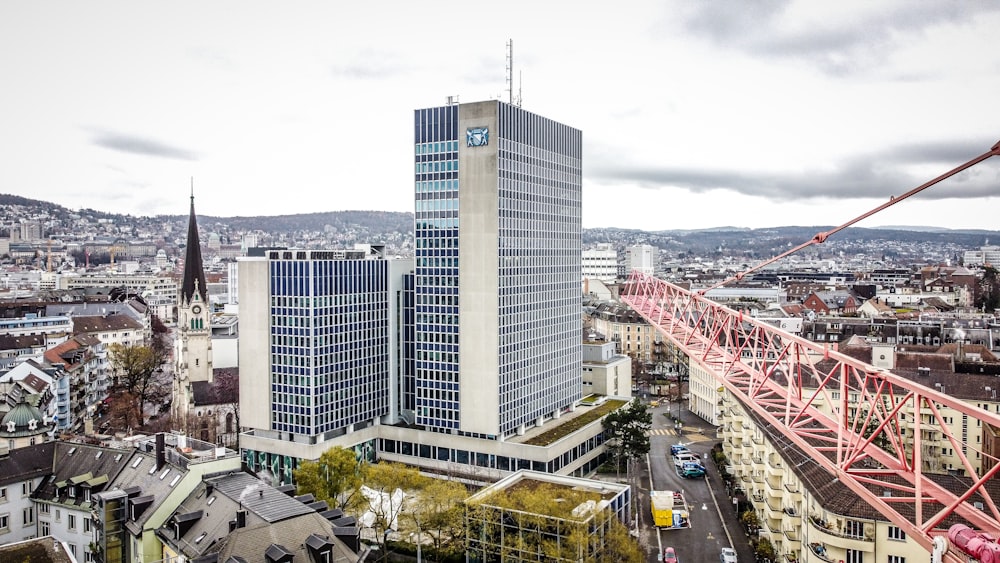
[582, 243, 618, 283]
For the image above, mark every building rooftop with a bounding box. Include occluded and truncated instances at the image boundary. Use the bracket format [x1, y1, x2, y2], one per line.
[513, 398, 627, 447]
[465, 469, 628, 520]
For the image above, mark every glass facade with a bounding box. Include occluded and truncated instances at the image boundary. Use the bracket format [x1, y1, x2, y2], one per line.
[268, 251, 390, 437]
[413, 101, 583, 437]
[413, 105, 461, 430]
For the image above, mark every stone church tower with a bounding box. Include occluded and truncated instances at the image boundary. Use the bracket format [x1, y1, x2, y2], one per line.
[173, 191, 213, 435]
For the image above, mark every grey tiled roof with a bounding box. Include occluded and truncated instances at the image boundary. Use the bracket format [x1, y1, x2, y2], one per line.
[157, 471, 362, 563]
[0, 441, 55, 487]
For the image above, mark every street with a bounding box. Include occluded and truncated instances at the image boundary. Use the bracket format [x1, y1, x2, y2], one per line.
[633, 400, 757, 563]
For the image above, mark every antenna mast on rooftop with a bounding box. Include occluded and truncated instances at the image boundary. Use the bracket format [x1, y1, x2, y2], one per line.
[505, 39, 521, 107]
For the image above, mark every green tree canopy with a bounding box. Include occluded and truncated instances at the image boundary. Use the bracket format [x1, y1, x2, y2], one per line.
[602, 399, 652, 472]
[292, 446, 364, 510]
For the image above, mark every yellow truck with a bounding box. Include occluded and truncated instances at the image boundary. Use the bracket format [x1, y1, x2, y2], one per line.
[650, 490, 691, 529]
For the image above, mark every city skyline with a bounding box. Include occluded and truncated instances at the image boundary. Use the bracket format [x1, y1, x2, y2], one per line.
[1, 1, 999, 231]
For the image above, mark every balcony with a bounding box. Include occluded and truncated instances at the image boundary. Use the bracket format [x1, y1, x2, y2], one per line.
[783, 483, 802, 502]
[752, 456, 765, 469]
[765, 496, 783, 514]
[808, 543, 835, 563]
[783, 527, 800, 543]
[807, 516, 874, 552]
[766, 475, 783, 492]
[767, 461, 784, 478]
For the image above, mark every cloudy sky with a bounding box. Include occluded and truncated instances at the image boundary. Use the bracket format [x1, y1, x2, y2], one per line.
[1, 1, 998, 231]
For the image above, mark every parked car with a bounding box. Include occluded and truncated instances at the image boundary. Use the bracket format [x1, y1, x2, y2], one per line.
[670, 444, 691, 457]
[720, 547, 738, 563]
[673, 453, 700, 467]
[664, 547, 678, 563]
[681, 461, 706, 478]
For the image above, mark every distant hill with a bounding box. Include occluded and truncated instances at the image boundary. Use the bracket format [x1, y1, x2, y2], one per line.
[3, 194, 999, 261]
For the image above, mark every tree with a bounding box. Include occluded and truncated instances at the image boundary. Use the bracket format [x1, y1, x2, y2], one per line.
[740, 509, 761, 535]
[107, 390, 141, 432]
[602, 399, 652, 477]
[213, 370, 240, 448]
[467, 483, 642, 563]
[292, 446, 364, 510]
[977, 266, 1000, 312]
[361, 462, 427, 561]
[108, 343, 168, 427]
[755, 537, 776, 563]
[599, 518, 644, 562]
[406, 478, 468, 562]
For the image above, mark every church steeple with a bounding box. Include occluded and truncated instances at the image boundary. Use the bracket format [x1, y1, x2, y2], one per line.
[181, 183, 208, 306]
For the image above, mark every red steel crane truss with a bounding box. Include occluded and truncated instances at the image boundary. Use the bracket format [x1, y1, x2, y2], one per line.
[622, 272, 1000, 557]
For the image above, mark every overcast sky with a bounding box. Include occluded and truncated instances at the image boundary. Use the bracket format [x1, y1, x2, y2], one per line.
[2, 1, 998, 231]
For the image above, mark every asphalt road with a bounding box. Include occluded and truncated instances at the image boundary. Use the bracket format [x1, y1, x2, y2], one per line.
[633, 401, 758, 563]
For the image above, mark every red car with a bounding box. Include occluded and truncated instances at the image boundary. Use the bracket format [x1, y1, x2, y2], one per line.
[664, 547, 678, 563]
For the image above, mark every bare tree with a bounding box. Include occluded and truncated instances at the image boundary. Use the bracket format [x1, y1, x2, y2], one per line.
[108, 343, 168, 426]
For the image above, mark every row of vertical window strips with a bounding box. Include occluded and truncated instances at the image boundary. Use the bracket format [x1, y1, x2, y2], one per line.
[413, 105, 458, 144]
[416, 179, 458, 193]
[493, 129, 583, 434]
[497, 101, 583, 159]
[268, 258, 389, 435]
[413, 106, 461, 430]
[416, 140, 459, 154]
[415, 160, 457, 173]
[415, 198, 457, 213]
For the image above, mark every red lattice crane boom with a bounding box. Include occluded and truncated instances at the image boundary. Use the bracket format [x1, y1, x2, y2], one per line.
[621, 140, 1000, 562]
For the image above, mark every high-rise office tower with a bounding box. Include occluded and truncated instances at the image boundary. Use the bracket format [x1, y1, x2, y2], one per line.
[413, 100, 583, 438]
[239, 248, 411, 481]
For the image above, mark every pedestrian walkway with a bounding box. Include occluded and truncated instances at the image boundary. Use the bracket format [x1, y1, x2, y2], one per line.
[647, 428, 715, 443]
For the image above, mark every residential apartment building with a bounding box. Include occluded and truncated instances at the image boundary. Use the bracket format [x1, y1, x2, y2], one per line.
[718, 398, 938, 563]
[0, 435, 247, 563]
[703, 334, 1000, 562]
[588, 302, 658, 361]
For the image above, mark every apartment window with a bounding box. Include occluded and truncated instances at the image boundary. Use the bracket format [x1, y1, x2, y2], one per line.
[0, 514, 8, 531]
[39, 504, 49, 514]
[845, 549, 864, 563]
[0, 488, 6, 502]
[23, 506, 33, 526]
[22, 481, 31, 496]
[844, 520, 864, 539]
[887, 526, 906, 541]
[84, 517, 92, 533]
[69, 544, 77, 557]
[68, 514, 76, 530]
[888, 557, 905, 563]
[40, 521, 50, 535]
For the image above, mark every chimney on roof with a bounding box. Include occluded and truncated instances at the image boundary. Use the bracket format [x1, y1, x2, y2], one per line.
[155, 433, 165, 470]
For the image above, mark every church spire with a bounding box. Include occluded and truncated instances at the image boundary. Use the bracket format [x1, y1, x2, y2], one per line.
[181, 180, 208, 306]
